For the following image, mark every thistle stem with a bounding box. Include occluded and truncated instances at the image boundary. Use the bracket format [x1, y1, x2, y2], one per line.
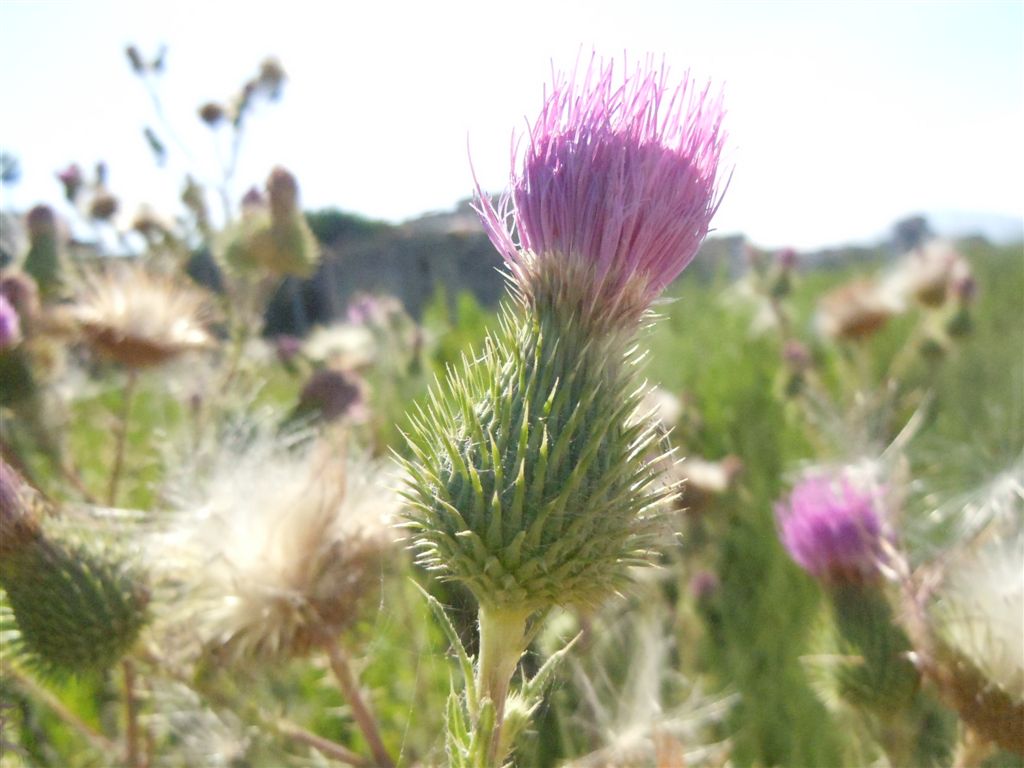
[320, 634, 394, 768]
[275, 718, 372, 767]
[7, 666, 118, 756]
[476, 604, 531, 766]
[106, 370, 138, 507]
[122, 659, 141, 768]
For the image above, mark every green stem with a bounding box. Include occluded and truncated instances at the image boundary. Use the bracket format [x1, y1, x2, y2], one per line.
[122, 659, 141, 768]
[106, 370, 138, 507]
[476, 604, 531, 766]
[321, 634, 395, 768]
[7, 666, 118, 756]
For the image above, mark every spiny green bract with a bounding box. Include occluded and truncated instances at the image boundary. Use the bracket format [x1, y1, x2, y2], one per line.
[0, 531, 149, 678]
[829, 584, 920, 713]
[401, 304, 673, 612]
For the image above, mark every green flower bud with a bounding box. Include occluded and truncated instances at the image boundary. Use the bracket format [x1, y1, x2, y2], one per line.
[22, 205, 64, 299]
[401, 303, 669, 614]
[0, 475, 149, 677]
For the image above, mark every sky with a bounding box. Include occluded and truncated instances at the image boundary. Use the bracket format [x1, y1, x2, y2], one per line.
[1, 0, 1022, 250]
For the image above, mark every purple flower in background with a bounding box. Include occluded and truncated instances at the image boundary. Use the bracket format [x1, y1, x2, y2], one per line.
[476, 54, 726, 330]
[689, 570, 721, 602]
[776, 247, 798, 270]
[56, 164, 84, 203]
[776, 469, 889, 584]
[0, 294, 21, 350]
[273, 334, 303, 364]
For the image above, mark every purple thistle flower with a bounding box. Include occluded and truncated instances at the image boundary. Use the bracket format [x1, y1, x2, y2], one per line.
[776, 470, 889, 584]
[0, 294, 21, 350]
[476, 54, 726, 330]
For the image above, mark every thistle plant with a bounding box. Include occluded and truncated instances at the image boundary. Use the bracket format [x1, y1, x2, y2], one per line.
[402, 54, 725, 764]
[22, 205, 64, 300]
[776, 465, 923, 763]
[0, 459, 150, 678]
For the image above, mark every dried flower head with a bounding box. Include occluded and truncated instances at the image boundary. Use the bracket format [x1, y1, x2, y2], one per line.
[681, 455, 743, 509]
[892, 239, 969, 308]
[87, 189, 119, 222]
[921, 528, 1024, 755]
[297, 368, 366, 423]
[816, 278, 900, 341]
[155, 434, 400, 664]
[131, 206, 174, 240]
[476, 55, 726, 333]
[255, 57, 286, 100]
[302, 322, 376, 369]
[73, 262, 214, 368]
[776, 467, 891, 584]
[198, 101, 227, 128]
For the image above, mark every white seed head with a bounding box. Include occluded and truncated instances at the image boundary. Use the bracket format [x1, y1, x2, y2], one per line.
[935, 531, 1024, 702]
[153, 431, 400, 664]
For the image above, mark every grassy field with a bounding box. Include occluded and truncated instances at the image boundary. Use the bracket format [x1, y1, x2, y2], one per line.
[2, 237, 1022, 767]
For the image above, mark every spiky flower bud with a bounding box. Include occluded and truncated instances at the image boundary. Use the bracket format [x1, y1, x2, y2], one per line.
[404, 310, 668, 613]
[267, 166, 299, 221]
[476, 55, 725, 336]
[776, 467, 890, 585]
[816, 278, 899, 341]
[0, 461, 149, 676]
[22, 205, 63, 299]
[223, 167, 318, 277]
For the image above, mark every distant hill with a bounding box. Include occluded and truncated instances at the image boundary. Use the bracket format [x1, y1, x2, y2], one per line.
[926, 210, 1023, 245]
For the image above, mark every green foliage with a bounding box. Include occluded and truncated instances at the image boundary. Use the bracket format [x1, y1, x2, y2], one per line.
[304, 208, 393, 245]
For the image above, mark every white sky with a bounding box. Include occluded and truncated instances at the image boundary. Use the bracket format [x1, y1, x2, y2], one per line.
[1, 0, 1022, 249]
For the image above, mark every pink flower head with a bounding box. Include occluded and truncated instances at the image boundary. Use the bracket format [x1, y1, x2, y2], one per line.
[0, 294, 21, 350]
[476, 54, 726, 331]
[776, 469, 889, 585]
